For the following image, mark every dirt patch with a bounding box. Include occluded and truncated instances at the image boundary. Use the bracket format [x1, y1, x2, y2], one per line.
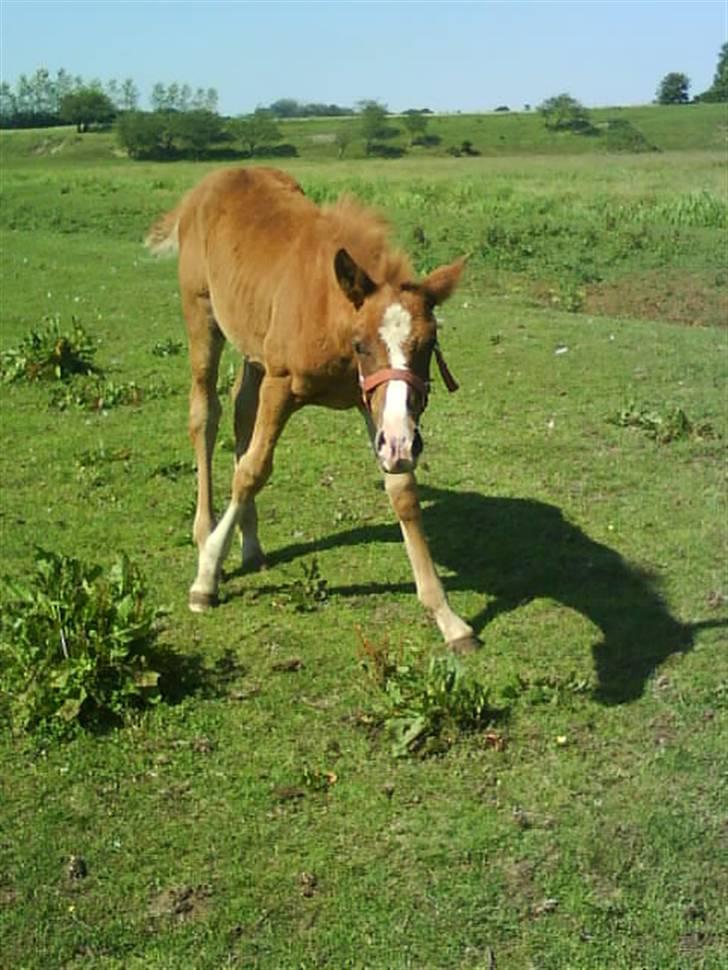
[584, 270, 728, 328]
[0, 886, 18, 907]
[148, 884, 213, 923]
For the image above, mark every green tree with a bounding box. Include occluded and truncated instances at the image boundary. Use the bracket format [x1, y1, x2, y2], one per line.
[232, 109, 281, 155]
[269, 97, 301, 118]
[402, 110, 428, 145]
[106, 79, 120, 108]
[150, 82, 168, 112]
[116, 111, 161, 158]
[178, 83, 192, 112]
[172, 110, 225, 158]
[167, 82, 181, 111]
[204, 88, 219, 113]
[358, 100, 390, 154]
[697, 43, 728, 102]
[656, 72, 690, 104]
[28, 67, 54, 115]
[54, 69, 76, 108]
[538, 93, 592, 131]
[120, 78, 140, 111]
[60, 87, 116, 132]
[0, 82, 17, 124]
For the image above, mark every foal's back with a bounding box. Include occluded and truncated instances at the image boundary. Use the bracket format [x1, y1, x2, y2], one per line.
[177, 167, 325, 363]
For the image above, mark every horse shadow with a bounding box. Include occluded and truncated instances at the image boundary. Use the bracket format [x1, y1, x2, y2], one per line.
[259, 484, 724, 705]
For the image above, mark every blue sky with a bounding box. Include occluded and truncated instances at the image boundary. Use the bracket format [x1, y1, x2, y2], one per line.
[0, 0, 725, 113]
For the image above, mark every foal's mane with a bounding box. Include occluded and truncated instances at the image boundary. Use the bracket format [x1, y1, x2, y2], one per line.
[322, 195, 413, 288]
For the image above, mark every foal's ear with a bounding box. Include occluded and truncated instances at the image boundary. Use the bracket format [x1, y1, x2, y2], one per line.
[334, 248, 377, 309]
[422, 256, 468, 306]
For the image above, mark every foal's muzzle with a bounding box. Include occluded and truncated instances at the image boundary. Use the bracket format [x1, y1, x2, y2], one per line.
[375, 425, 423, 474]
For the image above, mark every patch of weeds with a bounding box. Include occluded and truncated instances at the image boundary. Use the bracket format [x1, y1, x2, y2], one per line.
[550, 280, 586, 313]
[0, 548, 164, 741]
[76, 445, 132, 488]
[150, 459, 194, 481]
[301, 764, 338, 792]
[502, 672, 592, 707]
[358, 635, 503, 757]
[49, 377, 174, 412]
[151, 338, 183, 358]
[283, 558, 329, 613]
[0, 315, 98, 383]
[609, 402, 717, 444]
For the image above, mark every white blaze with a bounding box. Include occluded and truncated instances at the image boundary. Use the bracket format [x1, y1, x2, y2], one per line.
[379, 303, 412, 369]
[378, 304, 412, 463]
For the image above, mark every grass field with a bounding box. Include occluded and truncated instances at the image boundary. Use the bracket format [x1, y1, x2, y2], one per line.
[0, 123, 727, 968]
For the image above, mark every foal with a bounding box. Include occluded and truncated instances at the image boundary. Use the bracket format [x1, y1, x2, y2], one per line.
[146, 167, 477, 653]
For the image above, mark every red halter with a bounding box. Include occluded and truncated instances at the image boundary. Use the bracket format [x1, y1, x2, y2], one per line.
[359, 343, 459, 412]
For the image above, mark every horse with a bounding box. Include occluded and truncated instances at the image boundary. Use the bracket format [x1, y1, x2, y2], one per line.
[146, 166, 478, 653]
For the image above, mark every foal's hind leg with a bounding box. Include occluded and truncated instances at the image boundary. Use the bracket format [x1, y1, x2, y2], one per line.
[184, 294, 224, 550]
[189, 374, 294, 610]
[231, 359, 266, 572]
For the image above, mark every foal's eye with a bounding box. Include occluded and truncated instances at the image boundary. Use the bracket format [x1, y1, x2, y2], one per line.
[353, 340, 367, 355]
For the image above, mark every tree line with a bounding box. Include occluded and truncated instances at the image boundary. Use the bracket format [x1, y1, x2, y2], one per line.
[0, 68, 219, 129]
[115, 102, 438, 161]
[2, 46, 725, 159]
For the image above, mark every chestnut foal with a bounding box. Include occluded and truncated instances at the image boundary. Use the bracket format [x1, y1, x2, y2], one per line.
[146, 167, 477, 653]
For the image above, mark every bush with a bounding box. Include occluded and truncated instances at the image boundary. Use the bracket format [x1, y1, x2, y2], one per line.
[538, 93, 596, 133]
[412, 134, 442, 148]
[0, 316, 98, 383]
[0, 549, 163, 740]
[447, 140, 481, 158]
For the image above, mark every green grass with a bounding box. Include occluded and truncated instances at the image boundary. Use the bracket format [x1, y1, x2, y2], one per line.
[0, 144, 726, 968]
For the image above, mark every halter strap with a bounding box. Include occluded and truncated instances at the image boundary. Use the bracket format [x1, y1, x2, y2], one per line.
[434, 343, 460, 393]
[359, 344, 459, 411]
[360, 368, 429, 410]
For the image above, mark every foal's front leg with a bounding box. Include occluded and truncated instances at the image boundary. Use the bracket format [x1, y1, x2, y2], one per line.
[384, 471, 479, 653]
[189, 375, 294, 611]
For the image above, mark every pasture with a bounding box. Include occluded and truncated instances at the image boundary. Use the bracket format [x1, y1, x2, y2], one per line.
[0, 140, 726, 968]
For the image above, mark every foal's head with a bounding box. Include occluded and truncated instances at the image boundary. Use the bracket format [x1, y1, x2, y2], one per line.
[335, 249, 465, 475]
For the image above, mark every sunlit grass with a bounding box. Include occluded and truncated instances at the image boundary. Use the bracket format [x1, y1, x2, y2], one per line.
[0, 142, 726, 969]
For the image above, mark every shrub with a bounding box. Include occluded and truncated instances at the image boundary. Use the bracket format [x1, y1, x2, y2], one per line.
[538, 93, 596, 134]
[0, 316, 98, 383]
[0, 549, 163, 740]
[447, 140, 481, 158]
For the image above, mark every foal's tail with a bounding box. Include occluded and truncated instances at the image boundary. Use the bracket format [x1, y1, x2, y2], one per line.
[144, 207, 180, 257]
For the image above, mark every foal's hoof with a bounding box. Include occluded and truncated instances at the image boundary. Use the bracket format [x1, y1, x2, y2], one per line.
[448, 634, 482, 655]
[188, 590, 219, 612]
[241, 551, 268, 574]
